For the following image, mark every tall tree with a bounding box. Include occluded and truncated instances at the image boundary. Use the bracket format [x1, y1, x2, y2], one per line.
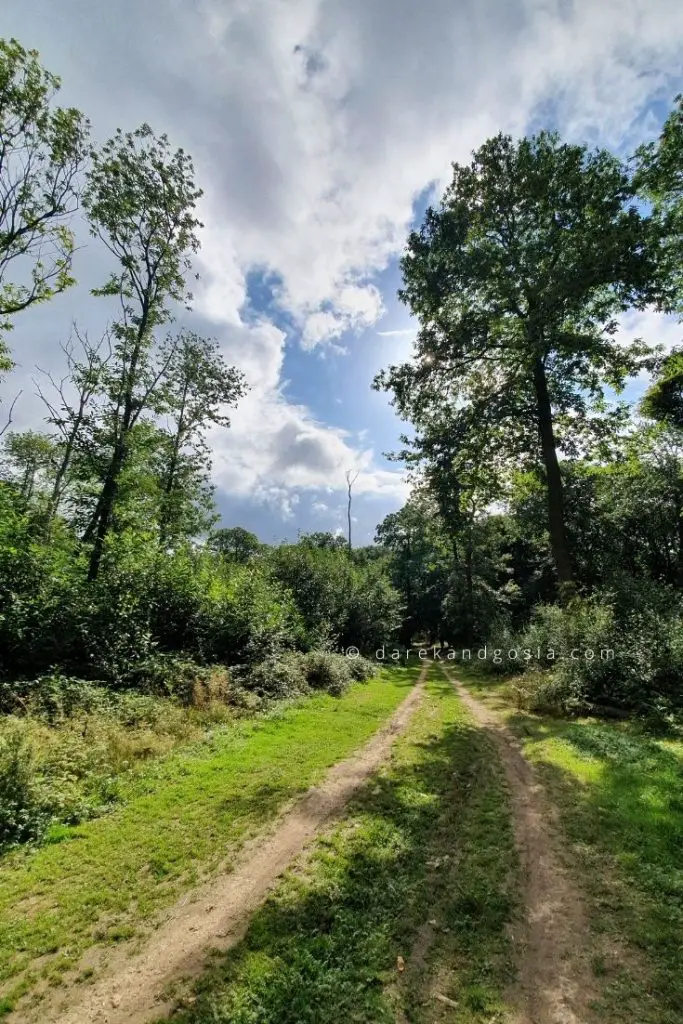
[208, 526, 263, 562]
[376, 131, 655, 595]
[0, 38, 89, 357]
[81, 124, 202, 579]
[157, 331, 246, 544]
[0, 429, 56, 502]
[635, 94, 683, 313]
[34, 326, 112, 530]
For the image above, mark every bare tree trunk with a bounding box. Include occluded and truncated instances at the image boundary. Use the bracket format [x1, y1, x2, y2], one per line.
[345, 468, 359, 551]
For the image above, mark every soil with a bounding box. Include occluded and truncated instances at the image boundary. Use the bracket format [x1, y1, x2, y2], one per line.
[441, 667, 599, 1024]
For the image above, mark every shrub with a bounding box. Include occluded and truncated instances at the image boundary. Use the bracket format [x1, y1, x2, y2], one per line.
[240, 653, 309, 700]
[503, 579, 683, 716]
[124, 654, 230, 706]
[301, 652, 353, 696]
[0, 728, 49, 850]
[346, 655, 378, 682]
[509, 669, 587, 715]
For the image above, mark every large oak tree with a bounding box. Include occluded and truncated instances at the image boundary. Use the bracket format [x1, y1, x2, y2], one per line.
[376, 131, 655, 592]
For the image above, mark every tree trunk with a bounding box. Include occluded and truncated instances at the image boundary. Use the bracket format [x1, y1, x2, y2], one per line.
[464, 526, 474, 644]
[87, 442, 123, 581]
[159, 387, 188, 547]
[85, 315, 149, 580]
[45, 411, 84, 534]
[676, 477, 683, 588]
[533, 357, 574, 593]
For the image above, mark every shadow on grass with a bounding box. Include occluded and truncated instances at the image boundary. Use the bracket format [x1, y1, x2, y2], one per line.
[505, 712, 683, 1022]
[166, 683, 518, 1024]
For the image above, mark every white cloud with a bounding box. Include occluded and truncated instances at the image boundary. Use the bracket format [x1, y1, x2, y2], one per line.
[183, 0, 683, 505]
[3, 0, 683, 517]
[617, 309, 683, 354]
[187, 0, 683, 347]
[376, 328, 418, 338]
[616, 308, 683, 393]
[207, 318, 409, 502]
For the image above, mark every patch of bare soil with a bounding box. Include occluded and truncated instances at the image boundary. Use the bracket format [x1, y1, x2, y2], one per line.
[441, 668, 599, 1024]
[12, 671, 426, 1024]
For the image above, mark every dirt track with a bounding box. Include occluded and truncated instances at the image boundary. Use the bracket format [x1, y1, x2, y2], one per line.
[441, 667, 597, 1024]
[15, 670, 426, 1024]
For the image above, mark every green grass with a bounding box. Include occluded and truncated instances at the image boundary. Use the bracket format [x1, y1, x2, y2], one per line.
[164, 673, 519, 1024]
[0, 667, 419, 1017]
[457, 665, 683, 1024]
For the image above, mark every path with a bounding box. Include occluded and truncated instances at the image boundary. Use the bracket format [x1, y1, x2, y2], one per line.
[14, 670, 427, 1024]
[441, 667, 598, 1024]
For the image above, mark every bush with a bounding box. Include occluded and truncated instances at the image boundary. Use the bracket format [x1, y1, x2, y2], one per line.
[0, 728, 49, 850]
[346, 655, 378, 682]
[240, 653, 309, 700]
[301, 652, 353, 696]
[124, 655, 230, 706]
[509, 669, 587, 715]
[502, 578, 683, 716]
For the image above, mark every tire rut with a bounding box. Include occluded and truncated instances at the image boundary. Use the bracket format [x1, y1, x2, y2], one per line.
[441, 667, 598, 1024]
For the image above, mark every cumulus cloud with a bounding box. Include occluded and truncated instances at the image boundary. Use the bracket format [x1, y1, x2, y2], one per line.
[206, 317, 409, 503]
[2, 0, 683, 519]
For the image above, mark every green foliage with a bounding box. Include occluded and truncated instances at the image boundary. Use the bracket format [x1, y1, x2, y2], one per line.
[0, 675, 233, 853]
[635, 93, 683, 313]
[238, 653, 310, 700]
[376, 129, 657, 589]
[641, 347, 683, 429]
[209, 526, 264, 563]
[502, 581, 683, 716]
[301, 652, 353, 696]
[346, 654, 378, 681]
[268, 542, 401, 652]
[0, 727, 49, 850]
[0, 37, 89, 342]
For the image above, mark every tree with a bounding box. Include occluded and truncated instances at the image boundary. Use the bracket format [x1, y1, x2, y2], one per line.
[80, 124, 203, 579]
[640, 349, 683, 585]
[376, 131, 655, 595]
[635, 94, 683, 313]
[209, 526, 263, 563]
[157, 331, 247, 544]
[641, 347, 683, 429]
[0, 39, 89, 355]
[375, 493, 450, 644]
[34, 326, 112, 530]
[0, 429, 56, 503]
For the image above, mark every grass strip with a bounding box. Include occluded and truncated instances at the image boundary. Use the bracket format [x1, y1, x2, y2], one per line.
[459, 666, 683, 1024]
[165, 673, 519, 1024]
[0, 667, 419, 1015]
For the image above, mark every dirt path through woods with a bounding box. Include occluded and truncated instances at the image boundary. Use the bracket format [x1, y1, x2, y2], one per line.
[14, 670, 426, 1024]
[441, 667, 598, 1024]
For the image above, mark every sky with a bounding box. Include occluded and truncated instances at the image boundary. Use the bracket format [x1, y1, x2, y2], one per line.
[1, 0, 683, 543]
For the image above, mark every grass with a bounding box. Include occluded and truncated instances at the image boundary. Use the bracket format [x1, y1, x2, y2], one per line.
[0, 667, 419, 1017]
[457, 664, 683, 1024]
[0, 693, 233, 847]
[163, 673, 520, 1024]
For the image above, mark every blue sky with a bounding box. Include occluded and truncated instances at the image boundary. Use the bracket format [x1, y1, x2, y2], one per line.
[1, 0, 683, 543]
